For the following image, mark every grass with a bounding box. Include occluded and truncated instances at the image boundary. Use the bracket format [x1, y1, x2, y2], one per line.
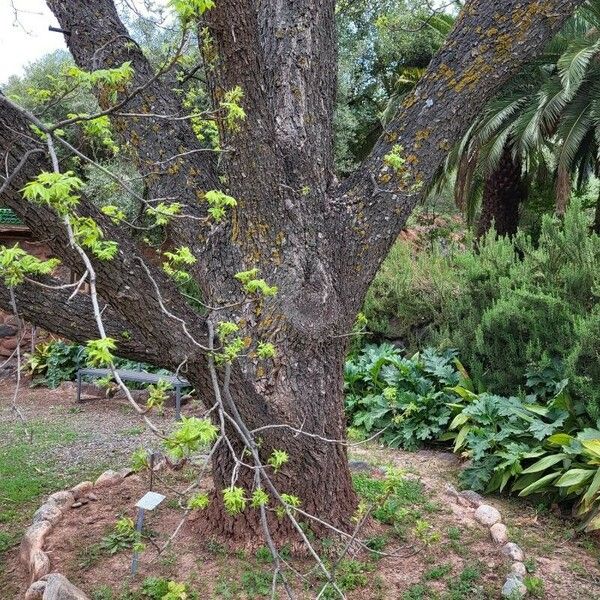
[0, 417, 109, 572]
[402, 562, 486, 600]
[0, 420, 78, 524]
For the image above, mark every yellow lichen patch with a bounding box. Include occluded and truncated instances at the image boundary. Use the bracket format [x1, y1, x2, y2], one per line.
[413, 130, 431, 150]
[405, 154, 419, 165]
[384, 131, 399, 143]
[453, 55, 493, 93]
[402, 93, 419, 110]
[378, 172, 392, 184]
[494, 33, 514, 57]
[438, 63, 455, 82]
[486, 27, 499, 37]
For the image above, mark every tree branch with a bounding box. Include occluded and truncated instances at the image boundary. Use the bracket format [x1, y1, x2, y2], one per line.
[0, 94, 209, 367]
[46, 0, 219, 198]
[332, 0, 585, 310]
[0, 277, 161, 365]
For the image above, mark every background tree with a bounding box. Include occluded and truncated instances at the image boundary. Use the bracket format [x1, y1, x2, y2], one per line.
[445, 0, 600, 235]
[0, 0, 585, 542]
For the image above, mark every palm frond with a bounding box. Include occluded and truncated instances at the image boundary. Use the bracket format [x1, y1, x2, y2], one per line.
[557, 37, 600, 94]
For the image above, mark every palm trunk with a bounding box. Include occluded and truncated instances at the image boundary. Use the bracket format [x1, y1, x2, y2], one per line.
[476, 147, 524, 237]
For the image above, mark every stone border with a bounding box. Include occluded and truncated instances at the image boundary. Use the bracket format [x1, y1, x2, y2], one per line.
[22, 467, 151, 600]
[446, 484, 528, 598]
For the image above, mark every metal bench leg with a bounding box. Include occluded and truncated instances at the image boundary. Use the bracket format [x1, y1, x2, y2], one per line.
[76, 372, 82, 403]
[175, 386, 182, 421]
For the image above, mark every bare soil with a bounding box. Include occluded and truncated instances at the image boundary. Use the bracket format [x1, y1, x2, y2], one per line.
[1, 378, 599, 599]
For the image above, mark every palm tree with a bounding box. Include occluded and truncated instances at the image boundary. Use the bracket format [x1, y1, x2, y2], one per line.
[444, 0, 600, 234]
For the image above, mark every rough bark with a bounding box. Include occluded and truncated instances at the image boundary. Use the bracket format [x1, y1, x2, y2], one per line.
[476, 147, 524, 237]
[0, 278, 159, 364]
[0, 0, 585, 540]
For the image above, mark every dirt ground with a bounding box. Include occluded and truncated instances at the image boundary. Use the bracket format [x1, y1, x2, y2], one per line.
[1, 377, 599, 599]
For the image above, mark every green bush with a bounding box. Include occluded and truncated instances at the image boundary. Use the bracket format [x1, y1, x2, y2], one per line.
[344, 343, 466, 450]
[364, 201, 600, 420]
[344, 342, 600, 530]
[471, 288, 575, 393]
[568, 308, 600, 422]
[363, 241, 459, 347]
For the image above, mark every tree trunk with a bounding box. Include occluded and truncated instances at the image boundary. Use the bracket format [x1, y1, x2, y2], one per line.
[193, 340, 357, 541]
[593, 185, 600, 234]
[0, 0, 585, 543]
[477, 147, 524, 237]
[555, 164, 571, 216]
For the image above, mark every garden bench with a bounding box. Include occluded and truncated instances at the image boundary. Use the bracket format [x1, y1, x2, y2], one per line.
[75, 368, 190, 420]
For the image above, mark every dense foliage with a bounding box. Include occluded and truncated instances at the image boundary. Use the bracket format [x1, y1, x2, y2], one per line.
[364, 202, 600, 421]
[345, 344, 464, 450]
[344, 342, 600, 531]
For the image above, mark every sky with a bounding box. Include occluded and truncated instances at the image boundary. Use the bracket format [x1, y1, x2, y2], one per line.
[0, 0, 65, 84]
[0, 0, 170, 85]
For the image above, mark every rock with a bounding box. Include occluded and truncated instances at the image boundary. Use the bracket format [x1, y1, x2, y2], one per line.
[70, 481, 93, 499]
[86, 492, 98, 501]
[71, 502, 83, 508]
[502, 542, 524, 562]
[459, 490, 484, 508]
[47, 491, 75, 510]
[474, 504, 502, 526]
[511, 562, 527, 579]
[32, 503, 63, 526]
[501, 575, 527, 598]
[40, 573, 90, 599]
[94, 469, 123, 488]
[20, 521, 52, 565]
[444, 483, 460, 498]
[490, 522, 509, 544]
[30, 549, 50, 582]
[119, 467, 135, 478]
[24, 580, 46, 600]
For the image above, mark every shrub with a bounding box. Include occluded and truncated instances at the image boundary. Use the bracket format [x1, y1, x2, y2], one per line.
[471, 288, 575, 394]
[568, 308, 600, 422]
[344, 344, 466, 450]
[364, 201, 600, 419]
[344, 342, 600, 530]
[363, 241, 460, 347]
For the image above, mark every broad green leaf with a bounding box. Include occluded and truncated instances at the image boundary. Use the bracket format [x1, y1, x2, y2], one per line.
[555, 468, 594, 488]
[521, 453, 566, 474]
[518, 472, 561, 497]
[449, 412, 469, 429]
[547, 433, 574, 446]
[453, 424, 470, 452]
[582, 440, 600, 459]
[582, 468, 600, 508]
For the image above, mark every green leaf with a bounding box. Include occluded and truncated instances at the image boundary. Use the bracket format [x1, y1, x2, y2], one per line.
[449, 412, 469, 430]
[223, 486, 247, 515]
[582, 440, 600, 459]
[518, 472, 561, 497]
[521, 453, 566, 474]
[547, 433, 574, 446]
[555, 468, 595, 488]
[453, 424, 470, 452]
